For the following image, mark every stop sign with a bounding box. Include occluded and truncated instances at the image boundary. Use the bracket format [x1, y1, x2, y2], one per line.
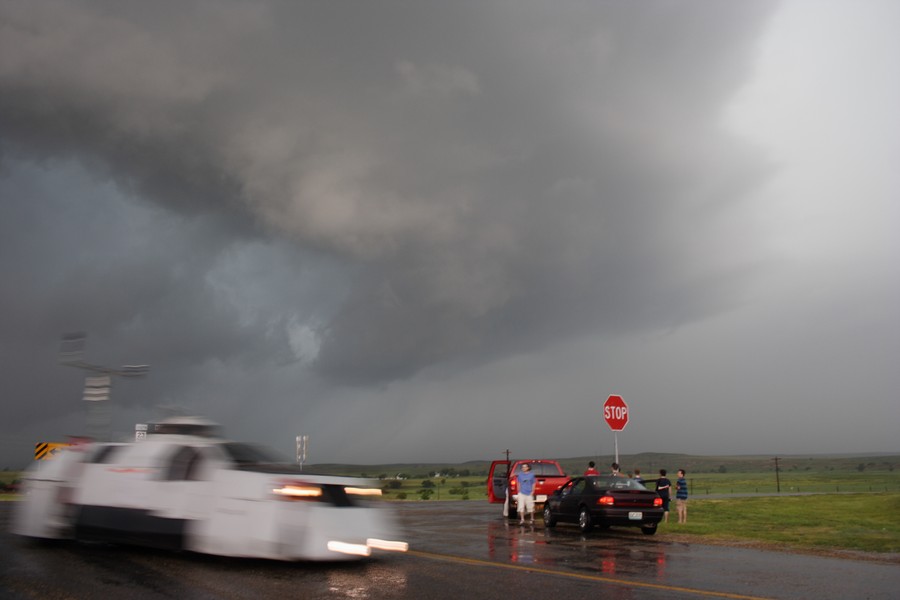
[603, 395, 629, 431]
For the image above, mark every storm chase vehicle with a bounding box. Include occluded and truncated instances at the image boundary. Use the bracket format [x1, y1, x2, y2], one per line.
[543, 475, 663, 535]
[12, 418, 407, 561]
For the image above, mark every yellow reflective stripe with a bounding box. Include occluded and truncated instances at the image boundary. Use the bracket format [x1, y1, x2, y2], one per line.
[35, 442, 49, 460]
[34, 442, 71, 460]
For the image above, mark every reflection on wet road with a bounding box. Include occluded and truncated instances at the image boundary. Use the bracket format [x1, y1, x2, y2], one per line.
[485, 519, 670, 578]
[2, 501, 897, 599]
[399, 501, 899, 600]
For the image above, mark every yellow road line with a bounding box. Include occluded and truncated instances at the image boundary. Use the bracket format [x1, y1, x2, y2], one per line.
[408, 549, 772, 600]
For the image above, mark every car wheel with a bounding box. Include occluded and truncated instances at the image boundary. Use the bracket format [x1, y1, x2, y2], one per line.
[543, 504, 557, 527]
[641, 523, 658, 535]
[578, 507, 593, 533]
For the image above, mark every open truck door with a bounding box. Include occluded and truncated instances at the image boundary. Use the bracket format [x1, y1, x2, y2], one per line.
[487, 460, 509, 504]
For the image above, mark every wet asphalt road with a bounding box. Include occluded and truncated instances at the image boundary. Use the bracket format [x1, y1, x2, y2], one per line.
[1, 501, 897, 599]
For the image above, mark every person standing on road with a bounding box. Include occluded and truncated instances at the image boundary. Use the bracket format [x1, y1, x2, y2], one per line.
[655, 469, 671, 523]
[676, 469, 688, 524]
[584, 461, 599, 476]
[514, 463, 537, 525]
[632, 468, 644, 484]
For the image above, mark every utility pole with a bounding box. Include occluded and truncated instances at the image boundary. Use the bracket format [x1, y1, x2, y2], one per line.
[773, 457, 781, 493]
[296, 435, 309, 470]
[59, 332, 149, 441]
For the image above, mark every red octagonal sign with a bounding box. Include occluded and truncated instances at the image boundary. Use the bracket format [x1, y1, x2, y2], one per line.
[603, 395, 629, 431]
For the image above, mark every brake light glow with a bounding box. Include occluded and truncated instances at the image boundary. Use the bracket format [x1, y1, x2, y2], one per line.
[653, 497, 663, 507]
[598, 495, 615, 506]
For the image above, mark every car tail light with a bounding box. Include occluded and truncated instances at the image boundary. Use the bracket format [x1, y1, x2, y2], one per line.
[597, 495, 615, 506]
[653, 497, 663, 507]
[272, 481, 324, 500]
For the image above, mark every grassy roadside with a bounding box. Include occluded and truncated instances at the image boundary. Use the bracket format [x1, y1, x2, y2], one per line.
[653, 493, 900, 554]
[1, 470, 20, 501]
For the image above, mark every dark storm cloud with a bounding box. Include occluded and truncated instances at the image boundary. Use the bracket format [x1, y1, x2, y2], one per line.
[0, 160, 299, 429]
[0, 0, 784, 456]
[302, 2, 779, 381]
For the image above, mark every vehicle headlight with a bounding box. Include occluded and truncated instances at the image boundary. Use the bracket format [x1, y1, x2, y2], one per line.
[344, 486, 382, 497]
[272, 482, 323, 500]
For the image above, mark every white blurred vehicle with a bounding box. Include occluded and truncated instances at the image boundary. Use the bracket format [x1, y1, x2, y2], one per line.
[12, 417, 407, 561]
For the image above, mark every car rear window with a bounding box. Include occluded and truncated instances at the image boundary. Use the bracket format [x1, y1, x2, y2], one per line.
[590, 476, 648, 491]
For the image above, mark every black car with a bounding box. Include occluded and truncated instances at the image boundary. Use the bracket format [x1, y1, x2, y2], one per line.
[543, 475, 663, 535]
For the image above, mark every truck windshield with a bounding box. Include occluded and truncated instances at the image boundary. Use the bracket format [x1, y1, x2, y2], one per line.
[221, 443, 302, 473]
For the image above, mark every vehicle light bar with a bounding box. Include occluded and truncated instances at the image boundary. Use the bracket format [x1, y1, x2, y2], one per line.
[345, 487, 383, 496]
[367, 538, 409, 552]
[327, 541, 372, 557]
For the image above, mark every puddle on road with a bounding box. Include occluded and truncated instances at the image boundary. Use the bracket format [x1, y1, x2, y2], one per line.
[398, 501, 671, 581]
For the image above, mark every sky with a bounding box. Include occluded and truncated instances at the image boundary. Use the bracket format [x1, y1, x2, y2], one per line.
[1, 0, 897, 468]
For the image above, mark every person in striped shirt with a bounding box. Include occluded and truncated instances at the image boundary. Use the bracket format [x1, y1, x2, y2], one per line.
[676, 469, 688, 524]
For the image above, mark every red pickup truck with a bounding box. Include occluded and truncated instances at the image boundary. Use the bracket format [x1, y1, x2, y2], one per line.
[487, 459, 569, 519]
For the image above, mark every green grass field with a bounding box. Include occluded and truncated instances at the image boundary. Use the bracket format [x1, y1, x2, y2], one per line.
[657, 493, 900, 554]
[679, 470, 899, 495]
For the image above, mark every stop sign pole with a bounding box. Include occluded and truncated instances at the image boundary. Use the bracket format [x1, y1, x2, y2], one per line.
[603, 395, 629, 465]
